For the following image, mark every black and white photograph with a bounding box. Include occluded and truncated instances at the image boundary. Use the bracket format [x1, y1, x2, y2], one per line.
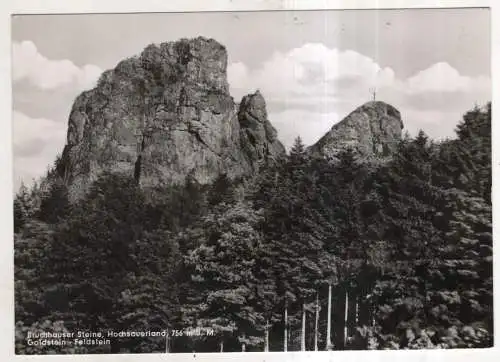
[10, 5, 493, 355]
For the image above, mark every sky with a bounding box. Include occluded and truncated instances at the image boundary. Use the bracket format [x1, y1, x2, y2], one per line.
[11, 8, 491, 190]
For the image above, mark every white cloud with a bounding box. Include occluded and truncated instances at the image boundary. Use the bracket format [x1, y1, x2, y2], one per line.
[405, 62, 490, 94]
[12, 40, 102, 90]
[228, 43, 395, 104]
[12, 110, 67, 190]
[228, 43, 490, 147]
[11, 40, 102, 189]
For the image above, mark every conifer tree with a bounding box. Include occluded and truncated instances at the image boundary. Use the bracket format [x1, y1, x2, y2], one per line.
[184, 201, 273, 351]
[14, 183, 36, 233]
[38, 177, 70, 224]
[425, 189, 492, 347]
[365, 132, 445, 346]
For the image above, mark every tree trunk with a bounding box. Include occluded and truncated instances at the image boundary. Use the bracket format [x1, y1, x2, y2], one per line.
[344, 289, 349, 348]
[315, 292, 319, 351]
[301, 302, 306, 351]
[284, 305, 288, 352]
[220, 340, 223, 353]
[326, 283, 332, 350]
[355, 294, 359, 326]
[265, 319, 269, 352]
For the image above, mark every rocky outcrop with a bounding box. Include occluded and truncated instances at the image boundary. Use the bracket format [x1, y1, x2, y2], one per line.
[308, 101, 404, 161]
[238, 90, 286, 170]
[58, 37, 285, 200]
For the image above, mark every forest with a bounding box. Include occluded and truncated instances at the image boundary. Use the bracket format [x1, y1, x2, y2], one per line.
[14, 102, 492, 353]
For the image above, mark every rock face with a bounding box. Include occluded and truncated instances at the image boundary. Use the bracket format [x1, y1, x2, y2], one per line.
[308, 101, 404, 161]
[238, 90, 286, 170]
[58, 37, 285, 200]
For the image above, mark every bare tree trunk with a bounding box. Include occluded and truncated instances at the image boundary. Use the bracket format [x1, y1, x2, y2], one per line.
[344, 289, 349, 348]
[326, 283, 332, 350]
[165, 329, 169, 353]
[301, 302, 306, 351]
[242, 332, 246, 352]
[284, 305, 288, 352]
[265, 319, 269, 352]
[220, 340, 223, 353]
[355, 294, 359, 326]
[315, 292, 319, 351]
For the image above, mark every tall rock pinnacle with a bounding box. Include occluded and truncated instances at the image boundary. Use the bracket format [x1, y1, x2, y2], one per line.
[57, 37, 285, 200]
[238, 90, 286, 169]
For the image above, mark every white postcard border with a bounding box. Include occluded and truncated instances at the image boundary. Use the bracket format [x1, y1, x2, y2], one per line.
[0, 1, 497, 361]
